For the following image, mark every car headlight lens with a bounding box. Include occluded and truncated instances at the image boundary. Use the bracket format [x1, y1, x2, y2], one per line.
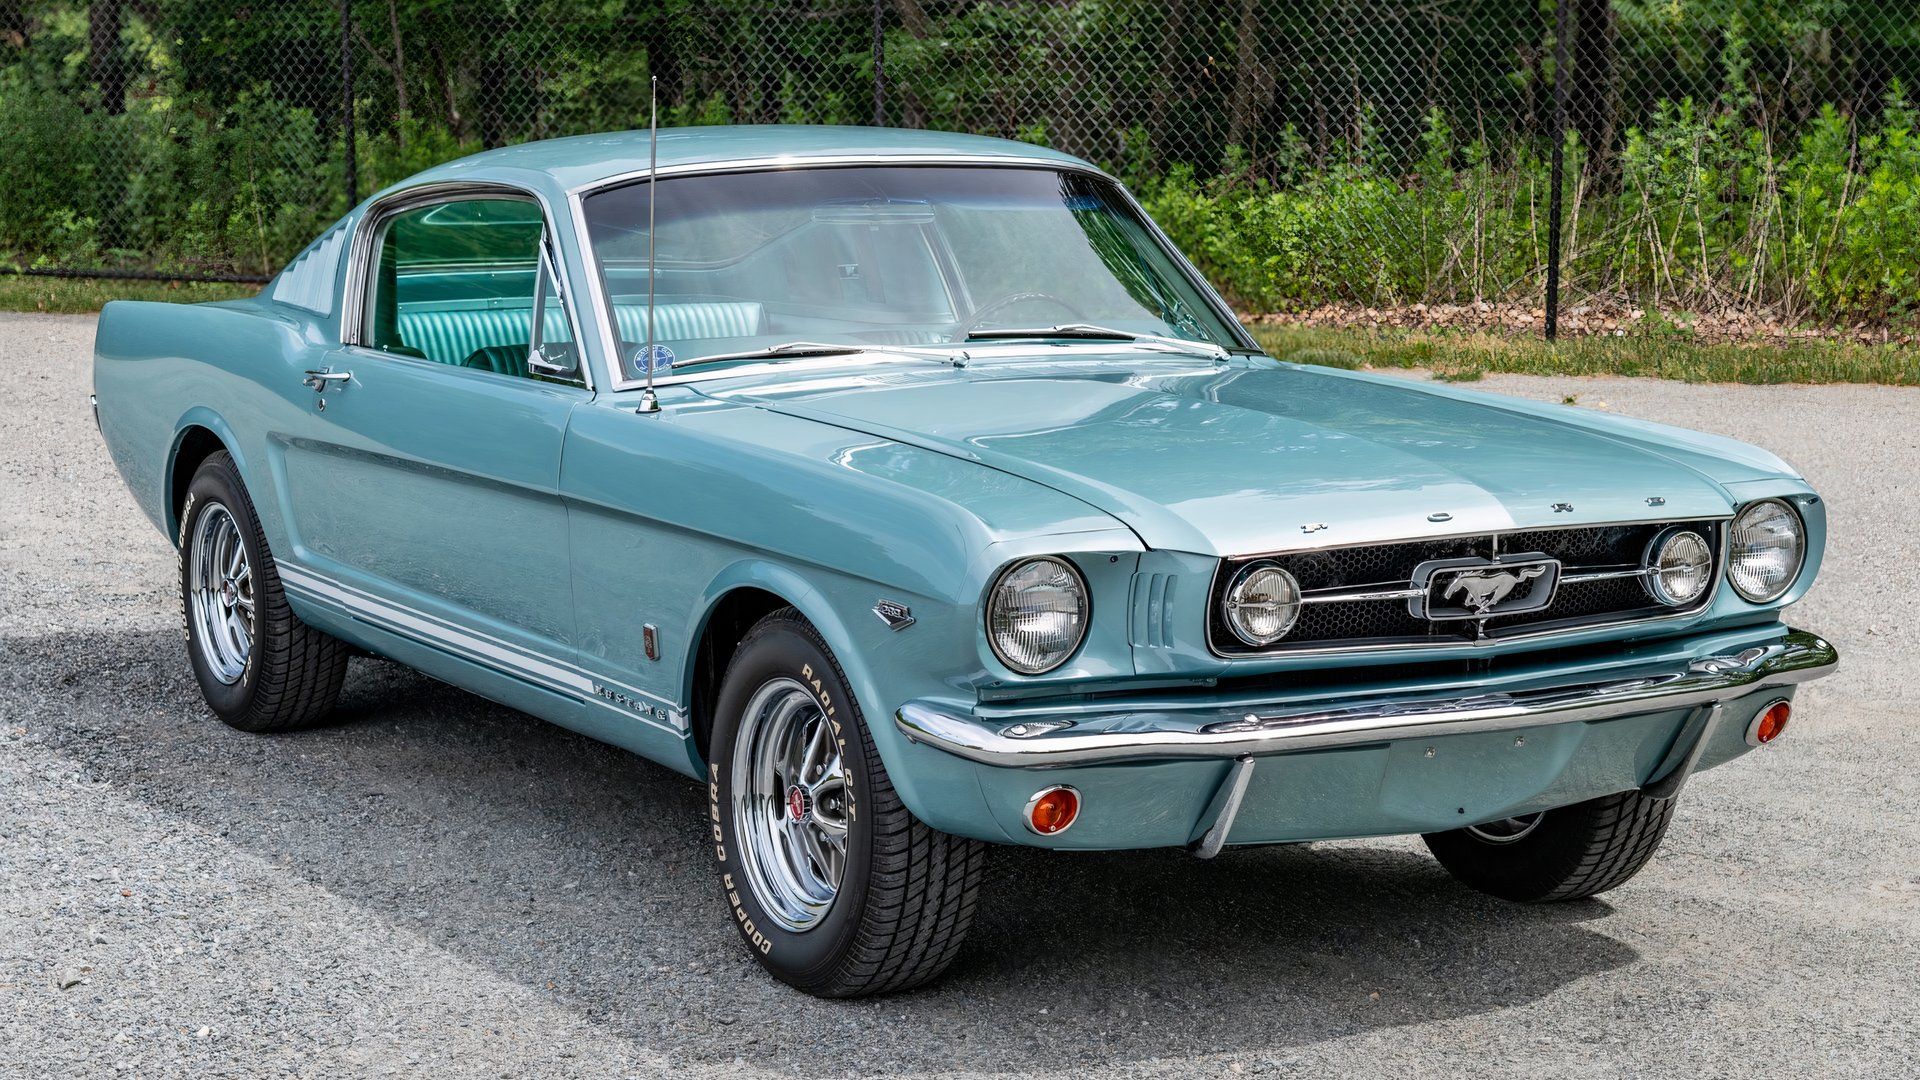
[1728, 499, 1805, 603]
[1222, 563, 1302, 645]
[1645, 529, 1713, 606]
[986, 557, 1089, 674]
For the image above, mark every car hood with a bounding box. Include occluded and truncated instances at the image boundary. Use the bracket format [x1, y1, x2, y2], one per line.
[706, 356, 1786, 556]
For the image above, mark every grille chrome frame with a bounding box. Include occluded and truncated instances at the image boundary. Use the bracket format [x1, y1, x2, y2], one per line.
[1207, 518, 1729, 658]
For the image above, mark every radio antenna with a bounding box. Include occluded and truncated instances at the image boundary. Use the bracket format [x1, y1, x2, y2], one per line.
[636, 74, 662, 415]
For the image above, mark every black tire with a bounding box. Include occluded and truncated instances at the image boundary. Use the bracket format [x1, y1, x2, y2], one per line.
[707, 607, 986, 997]
[179, 451, 349, 732]
[1423, 789, 1678, 902]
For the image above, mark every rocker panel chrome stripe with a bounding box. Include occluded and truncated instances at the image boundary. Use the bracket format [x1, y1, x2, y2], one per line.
[276, 562, 686, 735]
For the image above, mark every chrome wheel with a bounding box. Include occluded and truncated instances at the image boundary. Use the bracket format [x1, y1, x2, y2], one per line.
[730, 676, 850, 932]
[1467, 812, 1545, 844]
[188, 503, 254, 685]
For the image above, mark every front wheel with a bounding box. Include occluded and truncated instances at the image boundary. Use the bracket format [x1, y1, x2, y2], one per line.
[1423, 788, 1678, 902]
[707, 608, 986, 997]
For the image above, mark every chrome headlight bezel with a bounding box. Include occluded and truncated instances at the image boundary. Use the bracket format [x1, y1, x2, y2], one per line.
[1727, 498, 1806, 604]
[1221, 561, 1303, 646]
[1643, 527, 1715, 607]
[985, 556, 1090, 675]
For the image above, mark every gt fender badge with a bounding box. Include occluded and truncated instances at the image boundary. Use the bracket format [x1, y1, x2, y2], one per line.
[873, 600, 914, 631]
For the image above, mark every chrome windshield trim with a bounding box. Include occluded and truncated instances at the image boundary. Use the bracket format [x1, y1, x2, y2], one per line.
[571, 156, 1260, 393]
[896, 629, 1837, 768]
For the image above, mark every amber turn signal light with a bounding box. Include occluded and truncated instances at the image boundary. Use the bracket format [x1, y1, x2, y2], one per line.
[1747, 699, 1792, 746]
[1025, 785, 1080, 835]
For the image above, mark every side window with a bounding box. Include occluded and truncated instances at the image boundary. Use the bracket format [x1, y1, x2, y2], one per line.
[362, 196, 582, 384]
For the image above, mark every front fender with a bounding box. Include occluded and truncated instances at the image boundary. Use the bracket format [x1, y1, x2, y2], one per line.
[681, 558, 1011, 839]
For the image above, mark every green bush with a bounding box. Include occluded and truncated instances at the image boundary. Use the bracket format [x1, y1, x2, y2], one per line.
[1144, 97, 1920, 323]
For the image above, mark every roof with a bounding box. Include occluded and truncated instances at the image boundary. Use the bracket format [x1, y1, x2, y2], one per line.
[407, 125, 1093, 194]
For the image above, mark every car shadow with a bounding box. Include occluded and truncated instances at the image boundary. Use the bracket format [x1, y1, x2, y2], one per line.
[15, 628, 1640, 1073]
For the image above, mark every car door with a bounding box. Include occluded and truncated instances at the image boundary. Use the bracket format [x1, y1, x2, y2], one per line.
[274, 188, 591, 682]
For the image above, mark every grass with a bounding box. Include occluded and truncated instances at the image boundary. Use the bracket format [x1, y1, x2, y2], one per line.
[2, 276, 1915, 386]
[0, 274, 258, 314]
[1252, 325, 1920, 387]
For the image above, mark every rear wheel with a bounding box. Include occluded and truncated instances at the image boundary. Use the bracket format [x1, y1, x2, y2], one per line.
[708, 608, 986, 997]
[180, 451, 349, 732]
[1423, 789, 1678, 902]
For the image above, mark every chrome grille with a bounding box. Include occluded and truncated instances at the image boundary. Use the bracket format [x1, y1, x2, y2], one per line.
[1209, 520, 1723, 654]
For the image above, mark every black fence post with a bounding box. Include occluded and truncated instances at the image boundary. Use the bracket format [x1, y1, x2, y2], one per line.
[872, 0, 885, 126]
[1544, 0, 1570, 342]
[341, 0, 357, 210]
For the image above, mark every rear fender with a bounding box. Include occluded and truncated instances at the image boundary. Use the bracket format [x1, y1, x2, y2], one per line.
[164, 407, 254, 542]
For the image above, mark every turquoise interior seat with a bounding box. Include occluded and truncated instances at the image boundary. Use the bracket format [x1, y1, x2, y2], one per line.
[395, 301, 765, 367]
[610, 301, 765, 344]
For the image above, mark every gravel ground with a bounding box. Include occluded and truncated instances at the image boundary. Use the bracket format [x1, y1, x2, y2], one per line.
[2, 311, 1915, 1078]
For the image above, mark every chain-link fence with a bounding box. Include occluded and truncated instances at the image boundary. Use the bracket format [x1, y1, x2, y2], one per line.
[3, 1, 1917, 334]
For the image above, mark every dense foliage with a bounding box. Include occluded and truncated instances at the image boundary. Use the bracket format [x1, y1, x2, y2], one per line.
[1, 0, 1915, 323]
[1144, 97, 1920, 322]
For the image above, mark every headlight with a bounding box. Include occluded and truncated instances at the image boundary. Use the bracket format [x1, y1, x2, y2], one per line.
[986, 557, 1089, 674]
[1222, 562, 1302, 645]
[1728, 499, 1805, 603]
[1645, 528, 1713, 606]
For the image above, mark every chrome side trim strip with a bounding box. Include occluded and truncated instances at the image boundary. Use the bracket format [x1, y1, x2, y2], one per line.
[896, 629, 1837, 768]
[276, 563, 684, 735]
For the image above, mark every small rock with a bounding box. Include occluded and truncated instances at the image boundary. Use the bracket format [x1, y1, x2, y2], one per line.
[195, 1026, 211, 1039]
[58, 969, 85, 990]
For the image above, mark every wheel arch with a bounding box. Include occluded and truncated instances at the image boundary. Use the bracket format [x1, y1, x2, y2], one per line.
[165, 410, 250, 542]
[682, 561, 879, 772]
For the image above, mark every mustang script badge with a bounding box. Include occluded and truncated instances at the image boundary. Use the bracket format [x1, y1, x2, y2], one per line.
[1409, 554, 1562, 621]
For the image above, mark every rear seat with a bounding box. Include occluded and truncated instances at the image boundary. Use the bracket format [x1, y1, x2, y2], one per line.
[610, 301, 765, 345]
[395, 301, 766, 368]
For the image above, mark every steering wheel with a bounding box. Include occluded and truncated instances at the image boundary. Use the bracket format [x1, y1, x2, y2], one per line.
[958, 291, 1084, 337]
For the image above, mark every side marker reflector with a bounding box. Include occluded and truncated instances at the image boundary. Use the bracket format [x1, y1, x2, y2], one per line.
[1026, 785, 1080, 836]
[1747, 699, 1792, 746]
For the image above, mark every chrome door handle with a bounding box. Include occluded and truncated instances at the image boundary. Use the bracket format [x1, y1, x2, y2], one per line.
[302, 369, 350, 392]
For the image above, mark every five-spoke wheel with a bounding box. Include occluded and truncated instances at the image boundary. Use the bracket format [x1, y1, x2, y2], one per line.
[731, 676, 851, 932]
[708, 607, 986, 996]
[179, 451, 348, 731]
[187, 502, 255, 684]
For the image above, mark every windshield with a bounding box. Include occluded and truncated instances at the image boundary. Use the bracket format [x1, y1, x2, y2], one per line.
[580, 165, 1241, 383]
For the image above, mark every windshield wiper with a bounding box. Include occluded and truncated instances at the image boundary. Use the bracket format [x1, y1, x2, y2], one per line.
[965, 324, 1227, 360]
[674, 341, 957, 372]
[672, 341, 867, 371]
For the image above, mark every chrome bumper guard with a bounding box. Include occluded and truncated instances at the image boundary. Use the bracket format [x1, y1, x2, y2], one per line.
[896, 629, 1838, 769]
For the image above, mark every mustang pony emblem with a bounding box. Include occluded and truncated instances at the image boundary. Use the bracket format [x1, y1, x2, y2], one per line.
[1443, 566, 1549, 614]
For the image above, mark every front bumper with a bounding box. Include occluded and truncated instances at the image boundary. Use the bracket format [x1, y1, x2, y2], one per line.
[899, 629, 1835, 767]
[892, 627, 1837, 850]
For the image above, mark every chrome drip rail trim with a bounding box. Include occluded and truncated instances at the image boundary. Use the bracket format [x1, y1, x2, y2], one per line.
[896, 629, 1837, 768]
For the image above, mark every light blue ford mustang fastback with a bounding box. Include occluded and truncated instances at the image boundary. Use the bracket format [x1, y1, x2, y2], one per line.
[93, 126, 1837, 997]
